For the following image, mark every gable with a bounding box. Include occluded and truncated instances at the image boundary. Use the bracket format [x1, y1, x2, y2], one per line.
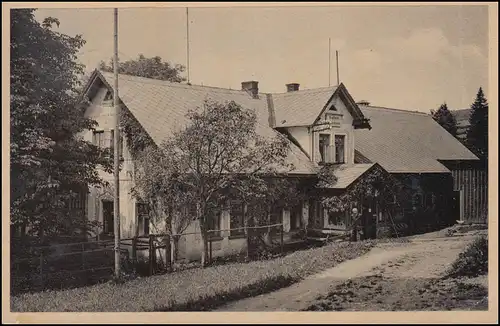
[272, 83, 371, 130]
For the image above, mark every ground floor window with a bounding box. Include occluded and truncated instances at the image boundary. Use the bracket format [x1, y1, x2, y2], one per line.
[327, 210, 346, 229]
[290, 204, 303, 230]
[207, 207, 222, 239]
[269, 206, 282, 235]
[230, 200, 245, 237]
[136, 203, 150, 235]
[102, 200, 114, 235]
[308, 199, 324, 228]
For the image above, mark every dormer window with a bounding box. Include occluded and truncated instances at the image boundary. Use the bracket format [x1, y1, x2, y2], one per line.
[104, 90, 113, 101]
[319, 134, 332, 163]
[334, 135, 346, 164]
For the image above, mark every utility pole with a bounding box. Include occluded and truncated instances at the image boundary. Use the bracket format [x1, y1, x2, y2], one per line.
[113, 7, 121, 280]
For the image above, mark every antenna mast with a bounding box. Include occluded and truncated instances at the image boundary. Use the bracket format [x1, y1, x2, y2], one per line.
[336, 50, 340, 85]
[186, 7, 191, 84]
[328, 38, 331, 87]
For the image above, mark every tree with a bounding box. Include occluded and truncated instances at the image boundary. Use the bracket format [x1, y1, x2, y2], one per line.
[10, 9, 112, 241]
[467, 87, 489, 161]
[126, 99, 300, 266]
[431, 103, 458, 137]
[99, 54, 186, 82]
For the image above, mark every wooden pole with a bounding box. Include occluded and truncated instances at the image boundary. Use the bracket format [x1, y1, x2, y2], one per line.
[336, 50, 340, 85]
[113, 8, 121, 280]
[149, 235, 154, 276]
[328, 38, 331, 87]
[186, 7, 190, 84]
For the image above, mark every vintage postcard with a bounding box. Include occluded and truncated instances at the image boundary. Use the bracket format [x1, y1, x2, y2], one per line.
[2, 2, 498, 324]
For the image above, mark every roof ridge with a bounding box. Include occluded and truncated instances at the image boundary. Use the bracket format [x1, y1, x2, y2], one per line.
[362, 105, 429, 116]
[99, 70, 252, 95]
[99, 70, 338, 96]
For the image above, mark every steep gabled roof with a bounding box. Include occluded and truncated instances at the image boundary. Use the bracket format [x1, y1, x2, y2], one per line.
[355, 105, 479, 173]
[84, 70, 318, 175]
[272, 83, 370, 129]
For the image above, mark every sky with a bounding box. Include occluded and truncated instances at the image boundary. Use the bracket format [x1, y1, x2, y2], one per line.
[34, 4, 490, 112]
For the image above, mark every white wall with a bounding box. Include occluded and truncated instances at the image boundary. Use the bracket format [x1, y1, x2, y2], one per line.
[83, 86, 138, 239]
[284, 92, 356, 165]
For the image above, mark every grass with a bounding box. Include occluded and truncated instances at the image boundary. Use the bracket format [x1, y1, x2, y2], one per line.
[11, 240, 376, 312]
[446, 235, 488, 278]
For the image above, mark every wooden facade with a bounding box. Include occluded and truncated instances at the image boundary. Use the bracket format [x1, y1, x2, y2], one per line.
[441, 160, 488, 224]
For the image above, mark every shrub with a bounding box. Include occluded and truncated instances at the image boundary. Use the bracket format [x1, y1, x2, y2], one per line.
[447, 236, 488, 278]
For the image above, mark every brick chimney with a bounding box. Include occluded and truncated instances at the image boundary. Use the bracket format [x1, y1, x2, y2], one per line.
[241, 81, 259, 99]
[286, 83, 300, 92]
[356, 100, 370, 106]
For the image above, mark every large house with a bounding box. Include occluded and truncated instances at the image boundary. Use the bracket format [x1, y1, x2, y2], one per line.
[77, 70, 486, 261]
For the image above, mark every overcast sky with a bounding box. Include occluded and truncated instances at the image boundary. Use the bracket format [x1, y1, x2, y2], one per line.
[35, 4, 490, 112]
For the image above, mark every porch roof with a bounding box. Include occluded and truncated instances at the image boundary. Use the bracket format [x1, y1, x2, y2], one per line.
[326, 163, 377, 189]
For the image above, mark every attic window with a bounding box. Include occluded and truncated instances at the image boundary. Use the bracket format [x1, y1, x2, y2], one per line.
[328, 105, 337, 111]
[104, 90, 113, 101]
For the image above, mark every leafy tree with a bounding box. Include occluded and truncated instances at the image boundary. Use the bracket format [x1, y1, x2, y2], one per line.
[10, 9, 112, 241]
[431, 103, 458, 137]
[467, 87, 489, 161]
[99, 54, 186, 82]
[126, 99, 310, 266]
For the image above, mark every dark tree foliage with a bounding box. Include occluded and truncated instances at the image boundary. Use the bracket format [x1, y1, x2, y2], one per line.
[10, 9, 112, 240]
[431, 103, 458, 137]
[99, 54, 186, 82]
[467, 87, 489, 161]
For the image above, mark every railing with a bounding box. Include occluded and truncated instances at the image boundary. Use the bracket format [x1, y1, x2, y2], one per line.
[10, 222, 285, 294]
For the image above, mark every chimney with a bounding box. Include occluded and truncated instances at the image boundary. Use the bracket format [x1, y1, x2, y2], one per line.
[241, 81, 259, 99]
[356, 100, 370, 106]
[286, 83, 300, 92]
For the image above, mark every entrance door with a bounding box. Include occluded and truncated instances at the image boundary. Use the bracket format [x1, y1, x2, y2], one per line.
[102, 200, 114, 235]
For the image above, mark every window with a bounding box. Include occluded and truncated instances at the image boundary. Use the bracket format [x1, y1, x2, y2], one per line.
[186, 203, 197, 220]
[269, 206, 282, 235]
[334, 135, 346, 164]
[102, 201, 114, 235]
[230, 200, 245, 237]
[328, 210, 346, 228]
[290, 204, 303, 230]
[104, 90, 113, 101]
[92, 130, 106, 148]
[136, 203, 150, 235]
[207, 208, 222, 239]
[319, 134, 332, 163]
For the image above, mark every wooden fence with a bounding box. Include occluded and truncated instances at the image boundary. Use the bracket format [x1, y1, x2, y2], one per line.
[10, 223, 285, 294]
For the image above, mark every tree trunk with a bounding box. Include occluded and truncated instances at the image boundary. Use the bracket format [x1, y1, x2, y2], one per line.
[198, 202, 209, 267]
[170, 234, 180, 266]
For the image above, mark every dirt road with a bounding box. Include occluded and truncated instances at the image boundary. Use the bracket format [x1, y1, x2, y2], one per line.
[215, 231, 487, 311]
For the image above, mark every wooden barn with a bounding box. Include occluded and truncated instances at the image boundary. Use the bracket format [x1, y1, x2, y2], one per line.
[354, 104, 487, 228]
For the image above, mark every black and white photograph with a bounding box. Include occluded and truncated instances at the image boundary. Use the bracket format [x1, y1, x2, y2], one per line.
[3, 2, 497, 323]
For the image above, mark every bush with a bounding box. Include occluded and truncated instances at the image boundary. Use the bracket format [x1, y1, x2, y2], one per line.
[447, 236, 488, 278]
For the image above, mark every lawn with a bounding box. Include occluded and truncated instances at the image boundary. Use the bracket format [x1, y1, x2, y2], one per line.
[11, 240, 376, 312]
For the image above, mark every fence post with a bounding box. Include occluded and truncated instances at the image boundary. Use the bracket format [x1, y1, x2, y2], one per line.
[280, 223, 284, 254]
[149, 235, 154, 276]
[209, 236, 213, 265]
[132, 236, 137, 273]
